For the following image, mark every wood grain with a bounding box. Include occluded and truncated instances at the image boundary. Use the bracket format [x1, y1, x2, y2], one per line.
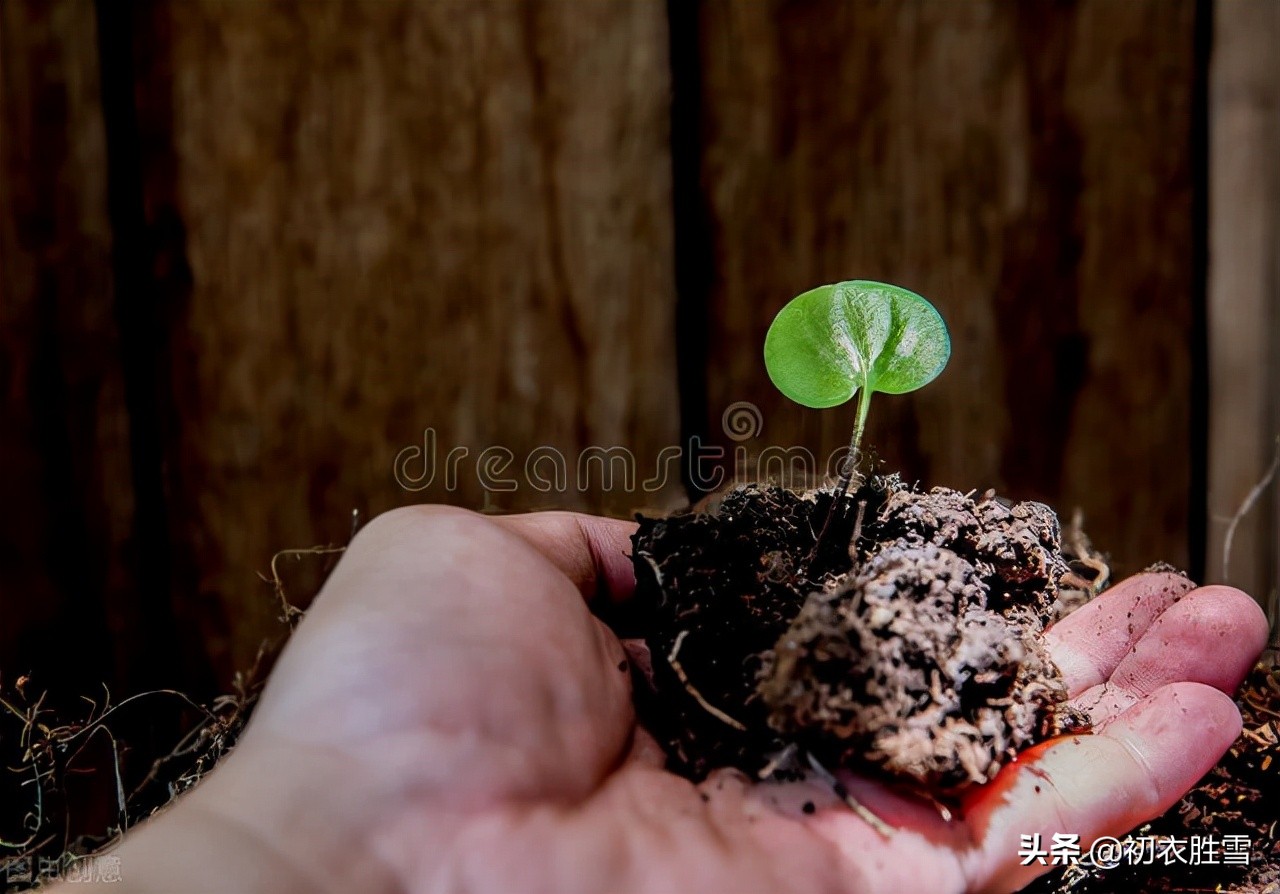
[693, 0, 1198, 576]
[0, 0, 135, 689]
[3, 0, 1256, 687]
[1207, 0, 1279, 609]
[129, 0, 682, 676]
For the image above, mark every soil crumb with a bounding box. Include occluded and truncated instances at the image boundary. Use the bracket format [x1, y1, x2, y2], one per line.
[631, 476, 1089, 792]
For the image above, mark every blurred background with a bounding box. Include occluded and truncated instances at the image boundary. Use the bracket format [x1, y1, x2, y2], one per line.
[0, 0, 1276, 706]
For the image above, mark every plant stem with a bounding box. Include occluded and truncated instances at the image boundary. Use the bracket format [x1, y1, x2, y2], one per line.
[843, 385, 873, 480]
[807, 385, 872, 566]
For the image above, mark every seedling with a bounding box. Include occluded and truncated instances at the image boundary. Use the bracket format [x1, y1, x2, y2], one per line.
[634, 278, 1103, 829]
[764, 280, 951, 493]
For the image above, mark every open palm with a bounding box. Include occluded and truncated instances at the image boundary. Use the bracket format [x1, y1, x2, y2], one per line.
[91, 506, 1266, 894]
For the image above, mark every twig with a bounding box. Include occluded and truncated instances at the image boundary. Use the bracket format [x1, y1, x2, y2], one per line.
[927, 796, 953, 823]
[847, 500, 868, 564]
[1222, 436, 1280, 582]
[63, 725, 127, 832]
[668, 630, 746, 731]
[757, 743, 799, 780]
[1243, 694, 1280, 722]
[805, 751, 894, 837]
[58, 690, 216, 748]
[1240, 726, 1273, 746]
[260, 545, 348, 623]
[0, 760, 44, 849]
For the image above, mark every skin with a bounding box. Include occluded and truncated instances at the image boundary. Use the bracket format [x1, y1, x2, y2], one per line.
[51, 506, 1268, 894]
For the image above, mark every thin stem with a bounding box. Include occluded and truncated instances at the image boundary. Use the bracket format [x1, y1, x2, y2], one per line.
[807, 385, 873, 565]
[843, 385, 873, 479]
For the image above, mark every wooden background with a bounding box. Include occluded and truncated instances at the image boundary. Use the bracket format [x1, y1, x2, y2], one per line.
[0, 0, 1275, 699]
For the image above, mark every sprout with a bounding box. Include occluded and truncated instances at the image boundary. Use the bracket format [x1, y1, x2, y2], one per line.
[764, 280, 951, 483]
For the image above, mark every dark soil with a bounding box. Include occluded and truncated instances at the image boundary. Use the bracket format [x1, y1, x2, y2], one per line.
[6, 495, 1277, 891]
[631, 476, 1280, 891]
[630, 477, 1090, 795]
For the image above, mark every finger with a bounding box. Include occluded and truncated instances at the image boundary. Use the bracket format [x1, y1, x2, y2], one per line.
[1044, 572, 1195, 695]
[491, 511, 638, 604]
[964, 682, 1241, 893]
[1070, 585, 1267, 725]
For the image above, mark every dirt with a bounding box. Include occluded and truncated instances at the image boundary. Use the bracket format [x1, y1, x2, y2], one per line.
[631, 476, 1280, 891]
[5, 486, 1278, 891]
[630, 477, 1090, 795]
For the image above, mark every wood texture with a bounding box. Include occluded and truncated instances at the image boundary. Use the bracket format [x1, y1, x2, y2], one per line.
[694, 0, 1198, 576]
[0, 0, 134, 689]
[129, 0, 681, 676]
[1207, 0, 1279, 609]
[3, 0, 1259, 689]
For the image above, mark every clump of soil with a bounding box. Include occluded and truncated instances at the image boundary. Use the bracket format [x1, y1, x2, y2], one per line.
[631, 476, 1089, 793]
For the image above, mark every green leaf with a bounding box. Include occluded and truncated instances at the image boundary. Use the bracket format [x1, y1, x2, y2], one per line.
[763, 280, 950, 409]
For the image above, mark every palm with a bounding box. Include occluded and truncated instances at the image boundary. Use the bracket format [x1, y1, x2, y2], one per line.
[232, 507, 1265, 894]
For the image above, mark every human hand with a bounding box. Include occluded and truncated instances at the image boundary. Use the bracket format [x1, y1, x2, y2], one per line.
[56, 507, 1267, 894]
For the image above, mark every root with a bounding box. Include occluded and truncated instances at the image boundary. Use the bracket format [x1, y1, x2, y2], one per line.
[847, 499, 868, 564]
[668, 631, 747, 732]
[0, 679, 254, 879]
[261, 545, 348, 624]
[1222, 436, 1280, 583]
[1061, 509, 1110, 596]
[804, 751, 894, 838]
[1, 515, 358, 886]
[260, 508, 360, 624]
[757, 743, 800, 780]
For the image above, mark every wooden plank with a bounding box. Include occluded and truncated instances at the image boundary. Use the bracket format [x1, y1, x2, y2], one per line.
[694, 0, 1198, 577]
[129, 0, 681, 676]
[0, 0, 136, 690]
[1207, 0, 1279, 610]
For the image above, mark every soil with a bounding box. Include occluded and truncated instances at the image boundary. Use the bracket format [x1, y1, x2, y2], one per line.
[5, 485, 1278, 891]
[630, 477, 1090, 796]
[630, 476, 1280, 891]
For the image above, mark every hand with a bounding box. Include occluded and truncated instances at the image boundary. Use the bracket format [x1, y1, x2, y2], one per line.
[56, 507, 1268, 894]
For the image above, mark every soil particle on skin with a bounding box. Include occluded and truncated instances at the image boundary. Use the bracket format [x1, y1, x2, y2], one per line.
[630, 476, 1089, 792]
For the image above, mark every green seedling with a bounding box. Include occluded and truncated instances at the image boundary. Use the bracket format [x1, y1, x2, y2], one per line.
[764, 280, 950, 494]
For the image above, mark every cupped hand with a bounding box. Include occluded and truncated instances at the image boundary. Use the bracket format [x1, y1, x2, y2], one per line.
[77, 507, 1268, 894]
